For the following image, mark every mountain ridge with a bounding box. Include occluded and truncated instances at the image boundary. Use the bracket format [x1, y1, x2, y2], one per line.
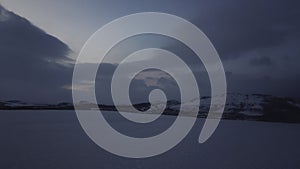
[1, 93, 300, 123]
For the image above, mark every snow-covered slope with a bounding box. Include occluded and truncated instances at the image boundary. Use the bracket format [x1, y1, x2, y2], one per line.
[166, 93, 300, 122]
[1, 93, 300, 123]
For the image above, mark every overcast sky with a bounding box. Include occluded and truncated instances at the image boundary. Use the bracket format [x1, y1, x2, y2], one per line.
[0, 0, 300, 103]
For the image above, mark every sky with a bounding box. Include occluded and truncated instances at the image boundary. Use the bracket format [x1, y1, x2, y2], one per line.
[0, 0, 300, 103]
[1, 0, 206, 54]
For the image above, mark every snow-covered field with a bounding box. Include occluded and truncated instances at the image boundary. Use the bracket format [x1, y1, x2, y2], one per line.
[0, 110, 299, 169]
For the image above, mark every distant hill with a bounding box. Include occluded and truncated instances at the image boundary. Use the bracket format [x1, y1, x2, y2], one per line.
[1, 93, 300, 123]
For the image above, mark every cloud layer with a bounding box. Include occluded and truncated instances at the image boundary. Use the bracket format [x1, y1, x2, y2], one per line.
[0, 5, 72, 103]
[1, 0, 300, 104]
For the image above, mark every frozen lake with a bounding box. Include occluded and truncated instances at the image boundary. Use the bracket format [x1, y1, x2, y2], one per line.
[0, 110, 299, 169]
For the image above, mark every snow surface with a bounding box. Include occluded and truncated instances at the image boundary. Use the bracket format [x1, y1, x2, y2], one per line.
[0, 110, 299, 169]
[168, 93, 269, 116]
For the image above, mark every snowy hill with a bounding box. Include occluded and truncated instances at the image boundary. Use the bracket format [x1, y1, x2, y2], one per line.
[166, 93, 300, 123]
[1, 93, 300, 123]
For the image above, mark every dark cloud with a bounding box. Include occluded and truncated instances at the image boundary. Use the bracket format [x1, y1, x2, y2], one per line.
[227, 73, 300, 98]
[184, 0, 300, 98]
[192, 0, 300, 59]
[95, 64, 182, 105]
[0, 5, 72, 103]
[249, 56, 272, 67]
